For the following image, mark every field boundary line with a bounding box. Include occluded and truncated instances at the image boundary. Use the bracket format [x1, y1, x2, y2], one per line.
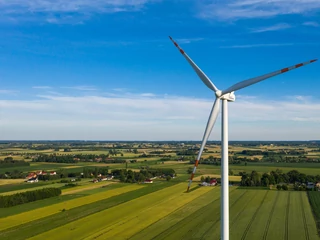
[200, 190, 248, 239]
[229, 191, 256, 231]
[285, 192, 291, 240]
[262, 191, 279, 240]
[241, 191, 269, 240]
[300, 193, 310, 240]
[306, 191, 320, 236]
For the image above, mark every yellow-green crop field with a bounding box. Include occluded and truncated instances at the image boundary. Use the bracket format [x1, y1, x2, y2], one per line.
[0, 184, 142, 232]
[0, 179, 24, 185]
[61, 181, 116, 195]
[0, 181, 319, 240]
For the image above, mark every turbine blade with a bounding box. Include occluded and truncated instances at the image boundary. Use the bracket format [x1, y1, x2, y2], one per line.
[187, 98, 220, 192]
[222, 59, 317, 95]
[169, 36, 218, 92]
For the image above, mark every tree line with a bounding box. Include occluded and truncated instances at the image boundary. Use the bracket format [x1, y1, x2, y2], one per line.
[0, 157, 30, 168]
[240, 169, 320, 188]
[0, 187, 61, 208]
[0, 166, 110, 180]
[111, 168, 176, 183]
[32, 154, 127, 164]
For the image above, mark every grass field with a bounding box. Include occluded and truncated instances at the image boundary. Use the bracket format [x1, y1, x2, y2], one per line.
[0, 182, 66, 196]
[61, 181, 116, 195]
[28, 183, 211, 240]
[308, 192, 320, 235]
[0, 179, 24, 185]
[6, 187, 314, 240]
[0, 184, 142, 231]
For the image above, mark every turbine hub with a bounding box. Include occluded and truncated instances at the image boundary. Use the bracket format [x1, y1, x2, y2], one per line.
[215, 90, 222, 98]
[220, 91, 236, 102]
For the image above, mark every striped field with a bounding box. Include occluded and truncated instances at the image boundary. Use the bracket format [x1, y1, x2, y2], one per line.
[0, 182, 319, 240]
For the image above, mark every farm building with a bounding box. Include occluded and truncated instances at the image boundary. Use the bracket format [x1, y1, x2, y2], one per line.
[307, 182, 315, 189]
[26, 177, 38, 183]
[144, 179, 153, 184]
[200, 179, 217, 186]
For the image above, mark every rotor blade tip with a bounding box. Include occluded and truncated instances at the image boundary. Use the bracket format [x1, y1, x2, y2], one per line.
[311, 59, 317, 63]
[169, 36, 172, 40]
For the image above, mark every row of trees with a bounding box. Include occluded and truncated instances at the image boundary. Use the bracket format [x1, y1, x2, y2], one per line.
[240, 149, 306, 156]
[0, 157, 30, 168]
[111, 168, 176, 183]
[0, 170, 25, 179]
[0, 166, 110, 180]
[189, 154, 320, 165]
[240, 169, 320, 187]
[32, 154, 127, 164]
[0, 188, 61, 208]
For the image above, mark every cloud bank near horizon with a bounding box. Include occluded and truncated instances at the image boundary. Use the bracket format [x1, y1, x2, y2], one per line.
[1, 88, 319, 140]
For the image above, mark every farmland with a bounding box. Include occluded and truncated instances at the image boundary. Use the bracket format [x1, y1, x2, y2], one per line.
[0, 141, 320, 239]
[1, 184, 319, 239]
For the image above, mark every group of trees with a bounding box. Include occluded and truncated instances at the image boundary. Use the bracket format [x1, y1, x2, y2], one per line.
[238, 149, 320, 163]
[0, 166, 110, 180]
[189, 156, 251, 166]
[33, 154, 78, 163]
[0, 157, 30, 168]
[0, 170, 25, 179]
[111, 168, 176, 183]
[200, 176, 220, 184]
[240, 169, 320, 189]
[0, 188, 61, 208]
[32, 154, 127, 164]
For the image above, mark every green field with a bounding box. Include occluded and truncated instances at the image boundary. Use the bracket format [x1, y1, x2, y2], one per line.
[1, 142, 320, 239]
[0, 184, 143, 231]
[308, 192, 320, 235]
[1, 183, 318, 240]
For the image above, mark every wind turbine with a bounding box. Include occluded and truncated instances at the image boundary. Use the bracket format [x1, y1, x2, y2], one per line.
[169, 36, 317, 240]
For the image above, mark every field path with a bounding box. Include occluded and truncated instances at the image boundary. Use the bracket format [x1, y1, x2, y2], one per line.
[301, 193, 310, 240]
[240, 191, 269, 240]
[285, 192, 291, 240]
[262, 191, 279, 240]
[200, 189, 248, 239]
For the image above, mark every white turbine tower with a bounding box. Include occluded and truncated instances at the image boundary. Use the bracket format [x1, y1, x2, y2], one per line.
[169, 36, 317, 240]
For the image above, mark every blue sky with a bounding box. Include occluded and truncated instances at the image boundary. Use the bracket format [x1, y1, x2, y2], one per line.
[0, 0, 319, 140]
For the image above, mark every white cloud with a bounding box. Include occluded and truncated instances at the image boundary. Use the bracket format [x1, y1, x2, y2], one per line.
[1, 92, 320, 140]
[112, 88, 129, 92]
[0, 0, 157, 12]
[251, 23, 292, 33]
[175, 38, 204, 44]
[0, 0, 159, 23]
[61, 86, 97, 91]
[303, 21, 319, 27]
[32, 86, 52, 89]
[198, 0, 320, 21]
[0, 89, 19, 94]
[220, 43, 294, 48]
[140, 93, 156, 97]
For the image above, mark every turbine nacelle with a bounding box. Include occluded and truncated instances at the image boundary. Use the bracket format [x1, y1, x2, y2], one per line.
[219, 91, 235, 102]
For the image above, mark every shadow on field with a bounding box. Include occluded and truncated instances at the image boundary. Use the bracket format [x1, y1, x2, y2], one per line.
[184, 185, 202, 193]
